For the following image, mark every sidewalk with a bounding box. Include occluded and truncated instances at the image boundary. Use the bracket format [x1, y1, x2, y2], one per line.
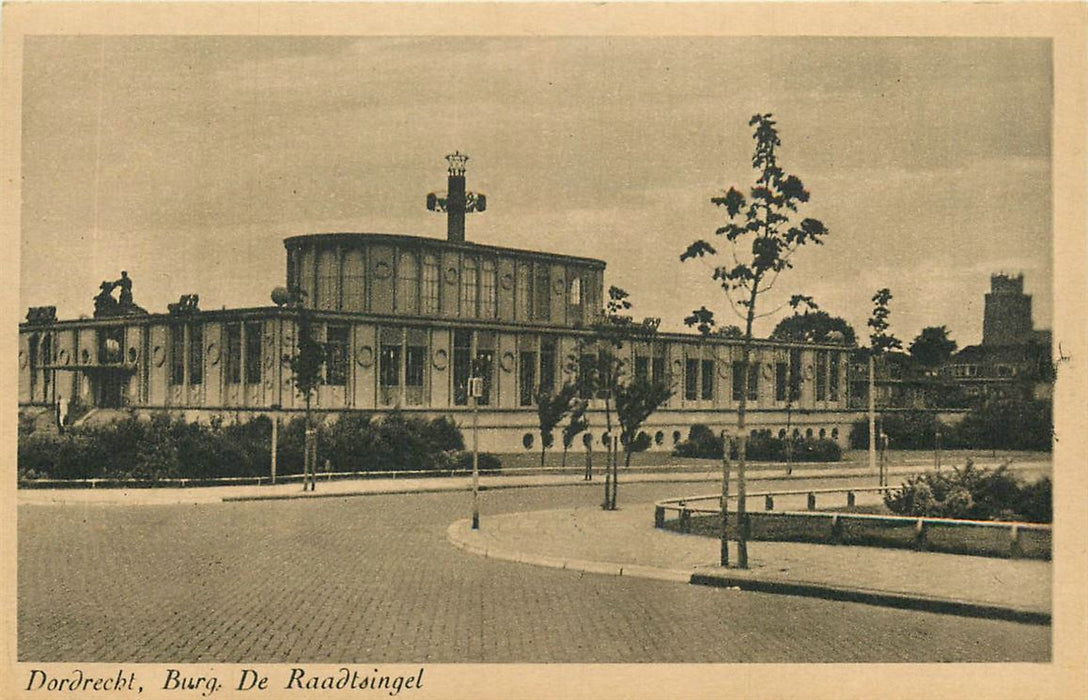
[447, 503, 1051, 625]
[16, 457, 1048, 506]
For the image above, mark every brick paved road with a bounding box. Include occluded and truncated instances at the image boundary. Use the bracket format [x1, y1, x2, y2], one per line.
[18, 481, 1049, 662]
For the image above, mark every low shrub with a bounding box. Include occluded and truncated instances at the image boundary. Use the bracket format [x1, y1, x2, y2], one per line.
[883, 460, 1050, 523]
[673, 424, 841, 462]
[672, 424, 722, 459]
[628, 430, 652, 453]
[453, 451, 503, 474]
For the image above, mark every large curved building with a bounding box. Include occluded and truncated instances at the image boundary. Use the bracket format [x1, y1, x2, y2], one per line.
[19, 157, 856, 453]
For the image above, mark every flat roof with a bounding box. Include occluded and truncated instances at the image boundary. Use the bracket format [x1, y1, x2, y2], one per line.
[283, 232, 607, 269]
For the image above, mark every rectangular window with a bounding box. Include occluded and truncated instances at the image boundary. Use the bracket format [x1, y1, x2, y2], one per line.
[685, 358, 699, 400]
[189, 324, 203, 386]
[540, 336, 557, 396]
[405, 343, 426, 406]
[453, 329, 472, 406]
[748, 363, 759, 401]
[461, 259, 478, 317]
[816, 350, 828, 401]
[316, 249, 338, 310]
[474, 331, 495, 406]
[519, 351, 537, 407]
[225, 323, 242, 384]
[579, 352, 597, 400]
[326, 324, 349, 386]
[245, 321, 262, 385]
[98, 327, 124, 365]
[701, 359, 714, 400]
[516, 263, 532, 321]
[169, 325, 185, 386]
[652, 356, 665, 385]
[421, 254, 440, 314]
[379, 343, 401, 405]
[634, 355, 649, 384]
[829, 352, 840, 401]
[535, 267, 551, 321]
[789, 349, 803, 402]
[396, 253, 419, 314]
[480, 259, 497, 319]
[475, 349, 494, 406]
[342, 249, 366, 312]
[775, 362, 788, 402]
[732, 361, 744, 401]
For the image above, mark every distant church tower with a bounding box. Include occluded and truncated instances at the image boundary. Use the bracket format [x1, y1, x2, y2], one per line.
[982, 273, 1033, 346]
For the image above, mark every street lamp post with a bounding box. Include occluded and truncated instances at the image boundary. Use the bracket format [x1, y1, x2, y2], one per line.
[469, 376, 484, 530]
[868, 353, 876, 478]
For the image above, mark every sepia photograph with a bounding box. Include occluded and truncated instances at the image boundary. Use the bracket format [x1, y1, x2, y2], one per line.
[4, 3, 1086, 698]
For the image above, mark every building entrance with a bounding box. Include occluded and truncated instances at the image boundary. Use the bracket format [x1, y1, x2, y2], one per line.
[90, 369, 128, 408]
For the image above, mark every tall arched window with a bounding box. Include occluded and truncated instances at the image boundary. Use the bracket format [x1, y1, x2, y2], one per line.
[421, 254, 440, 314]
[569, 276, 582, 306]
[396, 251, 419, 314]
[461, 257, 478, 317]
[480, 259, 497, 318]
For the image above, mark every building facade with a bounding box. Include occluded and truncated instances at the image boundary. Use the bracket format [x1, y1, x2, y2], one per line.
[19, 160, 859, 453]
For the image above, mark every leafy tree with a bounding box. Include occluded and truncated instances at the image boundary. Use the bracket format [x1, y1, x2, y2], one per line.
[680, 113, 829, 568]
[866, 288, 902, 484]
[535, 383, 578, 467]
[909, 325, 958, 367]
[615, 379, 674, 468]
[575, 286, 670, 509]
[771, 310, 857, 346]
[562, 398, 589, 472]
[868, 288, 902, 355]
[282, 289, 325, 491]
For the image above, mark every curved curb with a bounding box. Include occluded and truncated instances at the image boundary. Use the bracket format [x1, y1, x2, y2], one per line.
[689, 573, 1051, 626]
[447, 519, 1051, 626]
[446, 519, 693, 583]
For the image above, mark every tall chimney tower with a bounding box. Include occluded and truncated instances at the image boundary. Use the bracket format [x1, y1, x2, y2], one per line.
[426, 152, 486, 242]
[446, 152, 468, 242]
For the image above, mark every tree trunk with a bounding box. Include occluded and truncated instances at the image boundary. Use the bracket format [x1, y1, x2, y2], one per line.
[603, 398, 616, 510]
[610, 436, 619, 509]
[720, 430, 730, 567]
[602, 450, 611, 509]
[735, 287, 759, 569]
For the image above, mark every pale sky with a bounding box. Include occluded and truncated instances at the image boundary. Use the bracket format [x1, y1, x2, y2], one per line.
[20, 36, 1052, 348]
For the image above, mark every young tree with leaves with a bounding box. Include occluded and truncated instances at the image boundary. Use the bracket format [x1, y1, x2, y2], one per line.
[680, 113, 829, 568]
[535, 383, 578, 467]
[562, 398, 589, 473]
[615, 379, 673, 469]
[867, 288, 902, 484]
[575, 286, 670, 509]
[282, 290, 326, 491]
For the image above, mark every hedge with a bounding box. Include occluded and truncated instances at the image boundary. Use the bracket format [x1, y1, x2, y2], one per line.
[673, 424, 842, 462]
[850, 401, 1052, 452]
[18, 411, 500, 482]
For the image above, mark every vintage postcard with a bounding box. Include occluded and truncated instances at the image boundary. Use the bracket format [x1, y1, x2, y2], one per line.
[3, 2, 1086, 699]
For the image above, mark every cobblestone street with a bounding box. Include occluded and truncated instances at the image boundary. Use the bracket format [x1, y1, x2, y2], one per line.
[19, 482, 1050, 663]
